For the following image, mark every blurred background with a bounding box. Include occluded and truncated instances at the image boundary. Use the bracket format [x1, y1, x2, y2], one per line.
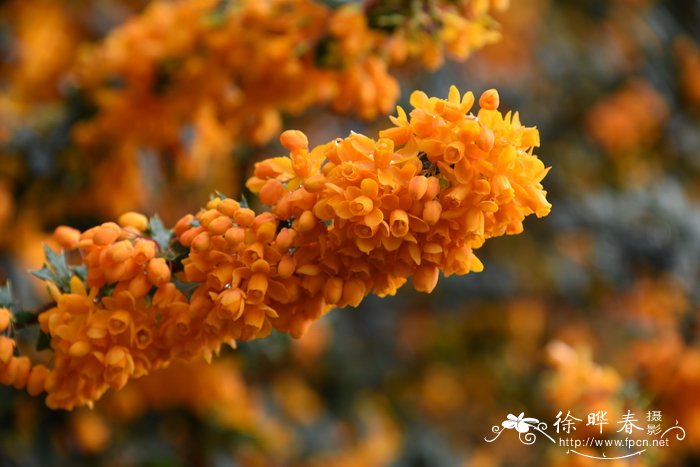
[2, 0, 700, 465]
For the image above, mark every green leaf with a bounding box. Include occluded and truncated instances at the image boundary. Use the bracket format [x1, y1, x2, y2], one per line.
[239, 194, 250, 209]
[12, 310, 38, 327]
[161, 240, 189, 263]
[144, 291, 154, 309]
[36, 331, 51, 351]
[149, 214, 173, 251]
[204, 0, 230, 27]
[31, 266, 54, 282]
[0, 283, 14, 309]
[316, 0, 355, 8]
[314, 37, 344, 69]
[72, 265, 88, 282]
[43, 244, 71, 280]
[172, 279, 200, 300]
[30, 244, 72, 292]
[12, 311, 37, 326]
[439, 176, 450, 189]
[99, 283, 116, 298]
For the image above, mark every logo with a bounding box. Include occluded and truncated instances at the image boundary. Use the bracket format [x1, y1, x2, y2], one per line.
[485, 410, 686, 460]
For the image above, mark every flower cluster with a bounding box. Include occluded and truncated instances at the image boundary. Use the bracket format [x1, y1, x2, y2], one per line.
[73, 0, 506, 156]
[545, 341, 623, 421]
[0, 0, 79, 103]
[243, 86, 550, 332]
[4, 87, 550, 409]
[585, 79, 669, 155]
[72, 0, 508, 181]
[37, 217, 191, 409]
[0, 0, 507, 273]
[675, 36, 700, 109]
[101, 359, 258, 429]
[0, 307, 49, 395]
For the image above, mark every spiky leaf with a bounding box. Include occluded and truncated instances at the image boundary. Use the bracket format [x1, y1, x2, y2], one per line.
[148, 214, 173, 251]
[31, 245, 73, 292]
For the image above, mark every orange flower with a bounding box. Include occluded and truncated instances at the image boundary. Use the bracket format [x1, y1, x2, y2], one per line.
[26, 364, 49, 396]
[0, 308, 11, 333]
[117, 212, 149, 232]
[54, 226, 81, 250]
[18, 85, 548, 410]
[146, 258, 171, 286]
[0, 337, 14, 363]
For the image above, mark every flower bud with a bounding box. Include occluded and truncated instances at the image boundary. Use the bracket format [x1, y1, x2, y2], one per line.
[12, 356, 31, 389]
[323, 277, 343, 305]
[341, 279, 366, 308]
[423, 200, 442, 225]
[93, 223, 122, 246]
[479, 89, 499, 110]
[413, 265, 439, 293]
[27, 364, 49, 396]
[476, 127, 495, 152]
[279, 130, 308, 152]
[0, 308, 11, 333]
[408, 175, 428, 200]
[259, 179, 286, 205]
[0, 337, 14, 363]
[296, 210, 317, 232]
[147, 258, 171, 286]
[191, 232, 211, 252]
[54, 226, 81, 250]
[118, 212, 149, 232]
